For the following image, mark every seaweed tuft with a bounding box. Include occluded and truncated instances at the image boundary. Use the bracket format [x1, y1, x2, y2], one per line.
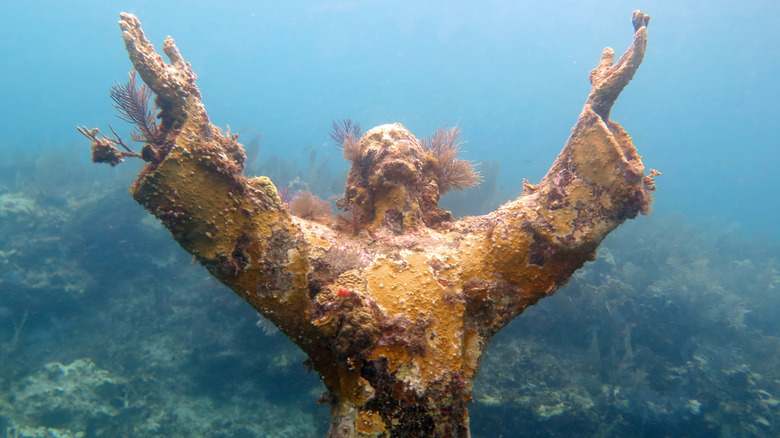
[329, 119, 363, 162]
[422, 125, 482, 194]
[110, 68, 161, 144]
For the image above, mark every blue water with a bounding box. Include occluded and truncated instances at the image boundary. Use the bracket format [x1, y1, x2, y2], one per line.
[1, 1, 778, 436]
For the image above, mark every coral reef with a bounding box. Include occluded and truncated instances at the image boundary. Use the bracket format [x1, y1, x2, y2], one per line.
[4, 169, 779, 436]
[5, 359, 126, 436]
[77, 10, 655, 437]
[469, 217, 780, 437]
[0, 168, 325, 436]
[0, 157, 101, 310]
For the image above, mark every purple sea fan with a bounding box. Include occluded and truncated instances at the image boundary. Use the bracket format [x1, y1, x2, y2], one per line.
[329, 119, 362, 162]
[278, 186, 295, 205]
[422, 125, 483, 194]
[110, 68, 160, 144]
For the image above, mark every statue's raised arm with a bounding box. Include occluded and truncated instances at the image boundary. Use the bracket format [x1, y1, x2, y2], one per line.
[79, 11, 656, 438]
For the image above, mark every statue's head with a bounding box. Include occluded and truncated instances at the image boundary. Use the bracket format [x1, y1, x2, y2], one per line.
[338, 124, 454, 234]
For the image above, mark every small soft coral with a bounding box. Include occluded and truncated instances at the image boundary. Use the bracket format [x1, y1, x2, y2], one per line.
[110, 69, 160, 144]
[329, 119, 363, 162]
[289, 191, 333, 222]
[422, 126, 482, 194]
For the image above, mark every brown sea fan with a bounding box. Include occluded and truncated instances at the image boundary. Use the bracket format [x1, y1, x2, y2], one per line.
[335, 208, 363, 235]
[422, 125, 482, 194]
[290, 191, 333, 222]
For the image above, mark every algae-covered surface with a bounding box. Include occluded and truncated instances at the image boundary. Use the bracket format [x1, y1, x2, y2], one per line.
[1, 2, 779, 437]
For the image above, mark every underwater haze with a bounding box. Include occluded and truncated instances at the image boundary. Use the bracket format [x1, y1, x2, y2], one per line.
[1, 1, 779, 437]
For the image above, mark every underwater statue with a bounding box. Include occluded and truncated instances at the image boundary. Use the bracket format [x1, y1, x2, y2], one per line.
[79, 10, 655, 438]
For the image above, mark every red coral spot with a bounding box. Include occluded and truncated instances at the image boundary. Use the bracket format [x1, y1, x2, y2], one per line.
[337, 287, 351, 297]
[437, 279, 449, 287]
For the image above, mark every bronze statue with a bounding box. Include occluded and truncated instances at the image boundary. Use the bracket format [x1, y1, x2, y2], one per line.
[80, 11, 655, 437]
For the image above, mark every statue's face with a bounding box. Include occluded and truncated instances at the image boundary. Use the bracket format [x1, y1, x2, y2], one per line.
[356, 124, 429, 189]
